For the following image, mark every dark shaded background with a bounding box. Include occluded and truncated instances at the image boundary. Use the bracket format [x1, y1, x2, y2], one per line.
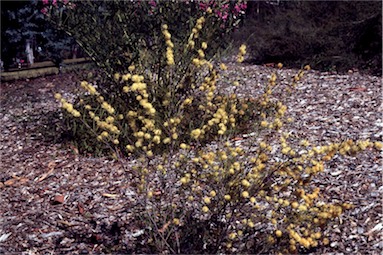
[2, 1, 382, 75]
[233, 1, 382, 75]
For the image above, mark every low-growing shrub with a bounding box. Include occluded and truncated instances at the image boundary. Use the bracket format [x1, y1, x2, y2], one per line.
[133, 139, 381, 253]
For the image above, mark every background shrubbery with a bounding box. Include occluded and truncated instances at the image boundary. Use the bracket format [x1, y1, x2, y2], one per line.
[232, 1, 382, 75]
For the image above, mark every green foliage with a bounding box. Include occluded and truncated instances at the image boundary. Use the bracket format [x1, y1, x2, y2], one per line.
[45, 1, 244, 77]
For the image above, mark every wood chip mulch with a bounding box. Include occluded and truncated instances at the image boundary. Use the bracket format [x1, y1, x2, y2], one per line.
[0, 64, 381, 254]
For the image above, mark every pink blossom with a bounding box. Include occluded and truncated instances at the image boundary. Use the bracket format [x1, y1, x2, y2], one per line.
[41, 7, 48, 14]
[42, 0, 49, 5]
[234, 5, 241, 13]
[52, 0, 57, 6]
[238, 3, 247, 12]
[199, 2, 208, 10]
[149, 0, 156, 7]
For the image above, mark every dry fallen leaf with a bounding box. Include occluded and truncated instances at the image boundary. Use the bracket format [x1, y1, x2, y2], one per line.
[349, 87, 367, 92]
[365, 223, 383, 236]
[4, 178, 16, 186]
[37, 161, 56, 182]
[158, 221, 171, 233]
[53, 195, 65, 204]
[102, 193, 119, 199]
[4, 176, 29, 186]
[77, 203, 85, 215]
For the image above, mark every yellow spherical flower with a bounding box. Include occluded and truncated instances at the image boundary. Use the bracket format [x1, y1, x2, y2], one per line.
[54, 93, 62, 100]
[135, 140, 142, 148]
[275, 230, 283, 238]
[224, 195, 231, 201]
[163, 31, 171, 40]
[242, 191, 249, 198]
[128, 65, 135, 72]
[203, 197, 211, 204]
[374, 141, 383, 150]
[191, 129, 201, 139]
[201, 42, 207, 49]
[183, 98, 193, 105]
[219, 63, 228, 70]
[239, 44, 246, 54]
[197, 17, 205, 24]
[198, 49, 205, 58]
[166, 40, 174, 48]
[241, 179, 250, 187]
[270, 73, 277, 82]
[122, 74, 131, 82]
[173, 218, 180, 225]
[188, 40, 195, 49]
[228, 232, 237, 240]
[106, 116, 115, 124]
[260, 121, 268, 127]
[152, 135, 161, 144]
[72, 110, 81, 117]
[180, 177, 188, 184]
[202, 206, 209, 213]
[192, 58, 200, 66]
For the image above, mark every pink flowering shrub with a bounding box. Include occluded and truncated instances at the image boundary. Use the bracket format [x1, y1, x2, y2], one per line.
[199, 0, 247, 22]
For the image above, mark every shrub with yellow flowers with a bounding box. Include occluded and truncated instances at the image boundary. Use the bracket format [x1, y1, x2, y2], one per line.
[55, 8, 261, 157]
[53, 3, 382, 254]
[132, 80, 382, 253]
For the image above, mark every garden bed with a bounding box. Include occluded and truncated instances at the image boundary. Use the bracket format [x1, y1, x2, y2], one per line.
[0, 64, 381, 254]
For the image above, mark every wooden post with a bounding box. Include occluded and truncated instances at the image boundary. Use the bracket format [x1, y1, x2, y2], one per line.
[26, 40, 34, 66]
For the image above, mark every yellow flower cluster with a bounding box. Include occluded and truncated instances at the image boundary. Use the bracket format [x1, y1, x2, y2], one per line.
[181, 97, 193, 108]
[220, 63, 228, 70]
[87, 109, 120, 142]
[237, 44, 246, 63]
[80, 81, 99, 96]
[191, 128, 203, 139]
[287, 228, 321, 250]
[55, 93, 81, 117]
[162, 24, 175, 65]
[187, 16, 205, 50]
[100, 99, 115, 115]
[122, 72, 156, 117]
